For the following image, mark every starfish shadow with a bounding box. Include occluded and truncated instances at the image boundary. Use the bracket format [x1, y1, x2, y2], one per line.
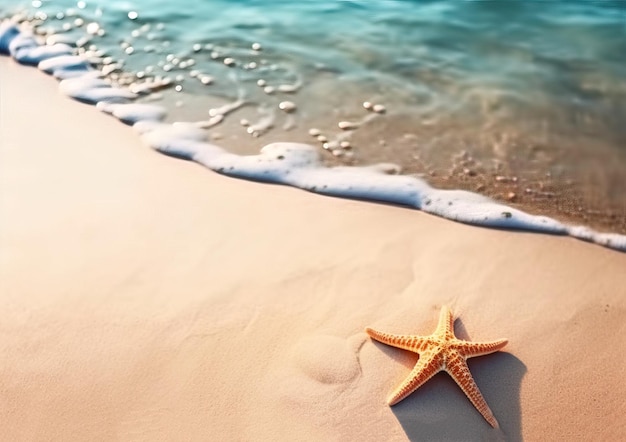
[388, 350, 526, 442]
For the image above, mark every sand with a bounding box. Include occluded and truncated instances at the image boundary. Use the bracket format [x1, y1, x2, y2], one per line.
[1, 57, 625, 441]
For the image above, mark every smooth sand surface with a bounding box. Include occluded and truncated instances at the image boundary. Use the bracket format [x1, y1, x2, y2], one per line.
[1, 57, 626, 441]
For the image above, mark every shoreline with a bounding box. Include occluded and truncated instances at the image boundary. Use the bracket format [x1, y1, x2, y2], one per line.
[2, 27, 626, 441]
[1, 9, 625, 235]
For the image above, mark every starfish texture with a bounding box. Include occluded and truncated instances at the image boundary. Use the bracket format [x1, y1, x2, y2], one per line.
[366, 306, 507, 428]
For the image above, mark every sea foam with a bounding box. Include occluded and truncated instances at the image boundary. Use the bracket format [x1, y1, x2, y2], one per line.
[1, 20, 624, 252]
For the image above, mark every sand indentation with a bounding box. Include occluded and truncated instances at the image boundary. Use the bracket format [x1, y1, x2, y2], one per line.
[291, 335, 361, 384]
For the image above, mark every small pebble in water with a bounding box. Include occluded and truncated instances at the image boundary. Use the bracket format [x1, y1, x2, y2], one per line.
[264, 86, 276, 95]
[308, 128, 321, 137]
[128, 11, 139, 20]
[193, 43, 202, 52]
[125, 47, 134, 55]
[373, 104, 386, 114]
[136, 71, 145, 79]
[332, 149, 344, 157]
[189, 70, 200, 78]
[252, 42, 262, 51]
[223, 57, 235, 67]
[317, 135, 328, 143]
[323, 141, 339, 150]
[278, 101, 296, 113]
[210, 51, 220, 59]
[246, 62, 258, 69]
[506, 192, 517, 202]
[77, 1, 86, 9]
[175, 85, 183, 92]
[240, 119, 250, 127]
[200, 75, 213, 85]
[163, 64, 172, 72]
[56, 12, 65, 19]
[340, 141, 352, 149]
[74, 18, 84, 27]
[175, 74, 184, 82]
[257, 79, 267, 87]
[363, 101, 373, 110]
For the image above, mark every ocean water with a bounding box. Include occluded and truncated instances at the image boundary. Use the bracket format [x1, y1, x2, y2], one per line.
[1, 0, 626, 234]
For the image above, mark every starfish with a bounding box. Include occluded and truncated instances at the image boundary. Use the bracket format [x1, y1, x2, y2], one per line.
[366, 306, 507, 428]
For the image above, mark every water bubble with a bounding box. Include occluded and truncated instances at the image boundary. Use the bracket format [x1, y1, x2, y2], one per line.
[32, 0, 42, 7]
[175, 85, 183, 92]
[131, 30, 140, 38]
[86, 22, 100, 35]
[77, 1, 86, 9]
[175, 74, 184, 82]
[56, 12, 65, 19]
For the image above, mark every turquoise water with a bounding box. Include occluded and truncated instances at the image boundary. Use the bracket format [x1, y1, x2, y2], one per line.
[2, 0, 626, 232]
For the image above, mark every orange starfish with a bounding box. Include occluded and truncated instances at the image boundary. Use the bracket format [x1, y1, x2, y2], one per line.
[366, 306, 507, 428]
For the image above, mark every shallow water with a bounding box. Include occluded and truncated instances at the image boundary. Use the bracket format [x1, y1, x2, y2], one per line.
[2, 0, 626, 232]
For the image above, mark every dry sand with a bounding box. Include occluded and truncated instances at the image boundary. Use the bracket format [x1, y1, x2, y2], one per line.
[1, 57, 625, 441]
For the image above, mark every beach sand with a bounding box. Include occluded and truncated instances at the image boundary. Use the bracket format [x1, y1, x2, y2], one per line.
[1, 57, 625, 441]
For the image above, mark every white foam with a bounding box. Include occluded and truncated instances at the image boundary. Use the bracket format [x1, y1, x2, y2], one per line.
[0, 22, 21, 54]
[1, 19, 624, 252]
[97, 102, 167, 125]
[13, 43, 73, 65]
[59, 75, 136, 104]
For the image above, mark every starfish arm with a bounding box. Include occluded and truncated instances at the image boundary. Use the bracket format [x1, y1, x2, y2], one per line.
[365, 327, 428, 352]
[434, 306, 455, 339]
[446, 354, 499, 428]
[455, 339, 508, 358]
[387, 352, 443, 406]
